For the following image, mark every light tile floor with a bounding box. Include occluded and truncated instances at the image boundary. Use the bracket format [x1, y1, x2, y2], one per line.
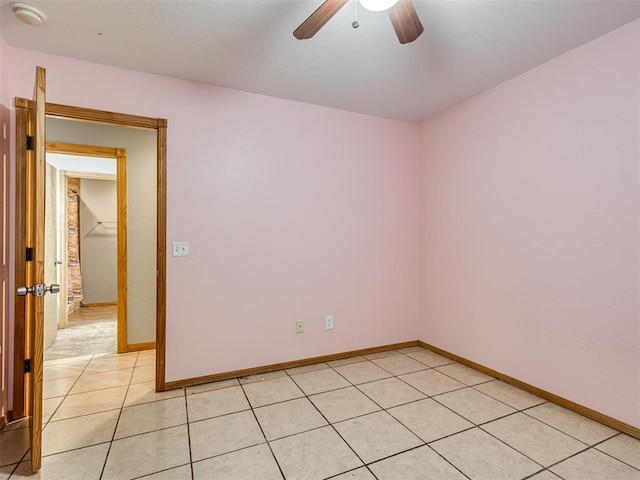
[44, 306, 117, 361]
[1, 346, 639, 479]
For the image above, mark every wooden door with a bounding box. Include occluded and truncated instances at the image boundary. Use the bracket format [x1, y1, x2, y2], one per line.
[18, 66, 47, 472]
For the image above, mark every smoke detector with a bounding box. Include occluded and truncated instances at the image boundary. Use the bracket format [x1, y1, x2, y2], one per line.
[11, 3, 46, 27]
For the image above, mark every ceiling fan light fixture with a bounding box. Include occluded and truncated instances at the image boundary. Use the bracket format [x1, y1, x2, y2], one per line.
[11, 3, 46, 26]
[359, 0, 400, 12]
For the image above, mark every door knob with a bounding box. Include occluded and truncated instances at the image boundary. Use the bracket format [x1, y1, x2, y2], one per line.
[17, 284, 60, 296]
[16, 286, 33, 296]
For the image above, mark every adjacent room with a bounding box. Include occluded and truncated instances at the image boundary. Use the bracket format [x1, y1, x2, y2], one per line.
[0, 1, 638, 479]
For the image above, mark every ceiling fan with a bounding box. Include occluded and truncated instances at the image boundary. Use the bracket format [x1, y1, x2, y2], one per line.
[294, 0, 424, 44]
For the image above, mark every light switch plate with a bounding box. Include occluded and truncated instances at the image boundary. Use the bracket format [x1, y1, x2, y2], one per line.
[172, 241, 189, 257]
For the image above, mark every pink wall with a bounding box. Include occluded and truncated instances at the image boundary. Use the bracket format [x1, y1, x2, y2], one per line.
[8, 49, 422, 382]
[419, 20, 639, 427]
[5, 19, 637, 429]
[0, 35, 11, 418]
[0, 37, 9, 108]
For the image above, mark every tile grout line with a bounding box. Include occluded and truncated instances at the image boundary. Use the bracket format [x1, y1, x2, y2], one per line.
[41, 351, 95, 431]
[422, 389, 579, 471]
[7, 346, 636, 478]
[305, 353, 473, 480]
[590, 433, 640, 472]
[402, 355, 636, 477]
[541, 445, 606, 474]
[364, 354, 472, 480]
[475, 419, 557, 472]
[237, 381, 287, 480]
[282, 367, 377, 479]
[521, 468, 558, 479]
[469, 383, 547, 411]
[519, 405, 620, 447]
[99, 350, 139, 480]
[190, 349, 632, 479]
[292, 351, 486, 477]
[325, 351, 594, 479]
[182, 387, 195, 480]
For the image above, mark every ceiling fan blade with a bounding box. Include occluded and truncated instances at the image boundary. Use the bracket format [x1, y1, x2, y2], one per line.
[294, 0, 350, 40]
[388, 0, 424, 44]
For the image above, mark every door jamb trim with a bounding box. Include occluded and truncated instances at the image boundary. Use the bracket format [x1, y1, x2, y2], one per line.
[45, 141, 129, 354]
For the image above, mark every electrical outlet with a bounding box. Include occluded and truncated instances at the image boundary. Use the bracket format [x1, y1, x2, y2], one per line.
[296, 320, 304, 334]
[325, 315, 334, 330]
[172, 241, 189, 257]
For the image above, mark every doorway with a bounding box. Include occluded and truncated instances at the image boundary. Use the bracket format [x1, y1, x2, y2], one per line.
[12, 98, 167, 422]
[43, 142, 128, 360]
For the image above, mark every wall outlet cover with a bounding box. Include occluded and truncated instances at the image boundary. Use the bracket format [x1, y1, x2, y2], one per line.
[325, 315, 334, 330]
[172, 241, 189, 257]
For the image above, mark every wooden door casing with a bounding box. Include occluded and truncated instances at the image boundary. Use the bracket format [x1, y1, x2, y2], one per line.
[12, 98, 168, 446]
[45, 141, 129, 353]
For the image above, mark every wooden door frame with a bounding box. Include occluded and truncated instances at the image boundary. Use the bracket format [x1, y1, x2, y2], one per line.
[12, 100, 29, 418]
[46, 141, 129, 354]
[12, 100, 167, 419]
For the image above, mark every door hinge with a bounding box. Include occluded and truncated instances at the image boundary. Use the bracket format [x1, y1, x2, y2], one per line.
[25, 247, 33, 262]
[24, 358, 31, 373]
[26, 135, 34, 151]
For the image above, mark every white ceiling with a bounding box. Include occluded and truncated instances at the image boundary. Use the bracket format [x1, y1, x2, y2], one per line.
[1, 0, 638, 122]
[46, 153, 117, 176]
